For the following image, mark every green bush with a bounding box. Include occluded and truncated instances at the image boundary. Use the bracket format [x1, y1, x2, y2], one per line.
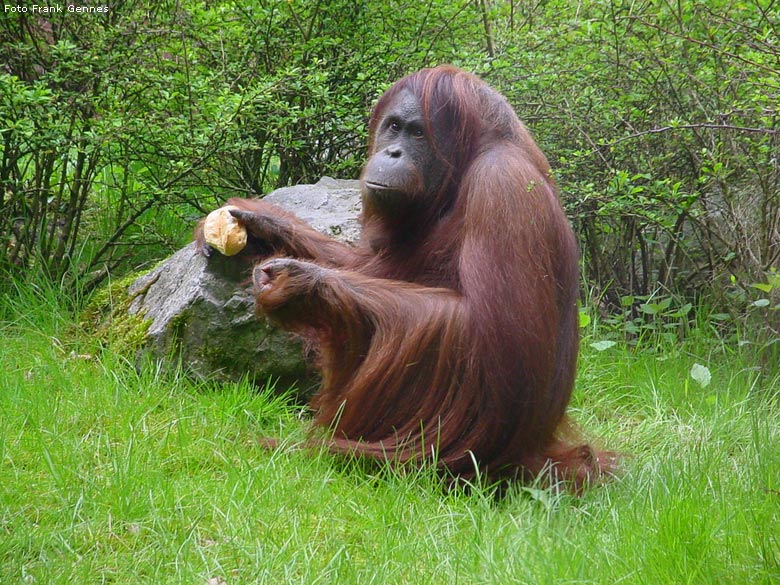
[1, 0, 777, 341]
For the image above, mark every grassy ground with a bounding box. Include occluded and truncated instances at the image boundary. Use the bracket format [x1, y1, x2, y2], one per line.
[1, 284, 779, 584]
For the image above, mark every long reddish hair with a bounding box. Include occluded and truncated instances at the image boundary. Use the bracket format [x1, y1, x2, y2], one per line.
[226, 66, 614, 490]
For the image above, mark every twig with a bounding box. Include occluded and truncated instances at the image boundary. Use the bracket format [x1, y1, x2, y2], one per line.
[606, 123, 780, 149]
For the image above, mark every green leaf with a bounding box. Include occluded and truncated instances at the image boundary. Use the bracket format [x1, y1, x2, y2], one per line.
[690, 363, 711, 388]
[590, 340, 617, 352]
[639, 303, 659, 315]
[520, 486, 554, 509]
[670, 303, 692, 318]
[750, 283, 773, 293]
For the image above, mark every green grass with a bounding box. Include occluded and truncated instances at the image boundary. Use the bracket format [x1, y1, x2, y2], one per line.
[1, 283, 779, 584]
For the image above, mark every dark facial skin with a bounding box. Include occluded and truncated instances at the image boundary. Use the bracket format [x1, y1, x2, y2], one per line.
[361, 91, 449, 212]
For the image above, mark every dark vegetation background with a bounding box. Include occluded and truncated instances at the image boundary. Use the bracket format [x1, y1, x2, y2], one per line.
[1, 0, 778, 353]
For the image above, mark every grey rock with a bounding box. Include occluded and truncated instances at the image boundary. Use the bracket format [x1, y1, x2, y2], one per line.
[126, 177, 362, 395]
[264, 176, 362, 243]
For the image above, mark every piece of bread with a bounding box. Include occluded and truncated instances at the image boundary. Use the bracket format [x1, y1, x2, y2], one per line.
[202, 205, 247, 256]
